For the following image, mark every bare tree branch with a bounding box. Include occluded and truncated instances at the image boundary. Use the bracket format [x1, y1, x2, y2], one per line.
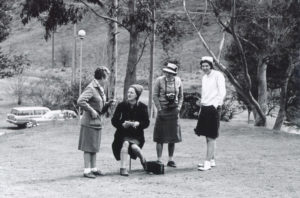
[133, 32, 150, 70]
[217, 32, 226, 62]
[183, 0, 266, 125]
[77, 0, 129, 31]
[208, 0, 259, 50]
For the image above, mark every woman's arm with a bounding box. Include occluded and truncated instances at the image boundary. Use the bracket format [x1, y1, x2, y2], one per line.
[177, 78, 184, 110]
[136, 104, 150, 130]
[153, 78, 162, 111]
[111, 103, 123, 129]
[77, 87, 97, 116]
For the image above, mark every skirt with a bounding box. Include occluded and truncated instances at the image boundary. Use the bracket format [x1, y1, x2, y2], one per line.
[78, 125, 102, 152]
[194, 105, 221, 139]
[153, 107, 182, 143]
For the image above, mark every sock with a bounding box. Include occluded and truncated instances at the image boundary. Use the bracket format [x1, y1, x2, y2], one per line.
[157, 157, 162, 162]
[91, 167, 98, 172]
[168, 156, 173, 162]
[84, 168, 91, 174]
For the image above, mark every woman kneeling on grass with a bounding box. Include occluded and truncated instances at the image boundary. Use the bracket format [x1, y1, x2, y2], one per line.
[111, 84, 150, 176]
[77, 66, 114, 179]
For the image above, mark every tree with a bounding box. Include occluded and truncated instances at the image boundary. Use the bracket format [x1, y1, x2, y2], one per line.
[0, 0, 12, 42]
[21, 0, 172, 100]
[215, 0, 300, 129]
[183, 0, 267, 126]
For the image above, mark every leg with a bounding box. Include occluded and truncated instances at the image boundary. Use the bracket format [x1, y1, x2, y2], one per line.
[83, 152, 96, 178]
[84, 152, 91, 169]
[131, 144, 146, 170]
[120, 141, 129, 176]
[168, 143, 175, 160]
[167, 143, 176, 167]
[90, 152, 96, 169]
[156, 143, 163, 162]
[206, 137, 216, 161]
[90, 152, 104, 176]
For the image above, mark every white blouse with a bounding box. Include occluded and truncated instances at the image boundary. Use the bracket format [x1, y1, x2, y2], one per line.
[201, 70, 226, 108]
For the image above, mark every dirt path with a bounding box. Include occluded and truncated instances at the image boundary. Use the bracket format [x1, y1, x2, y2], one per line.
[0, 117, 299, 198]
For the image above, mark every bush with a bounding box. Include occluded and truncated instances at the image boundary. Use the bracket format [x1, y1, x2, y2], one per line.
[26, 74, 90, 113]
[180, 91, 243, 121]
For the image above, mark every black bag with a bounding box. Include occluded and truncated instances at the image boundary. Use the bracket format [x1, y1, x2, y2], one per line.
[146, 161, 164, 174]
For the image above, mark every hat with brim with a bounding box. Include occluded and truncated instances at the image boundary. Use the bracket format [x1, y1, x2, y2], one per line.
[163, 63, 177, 74]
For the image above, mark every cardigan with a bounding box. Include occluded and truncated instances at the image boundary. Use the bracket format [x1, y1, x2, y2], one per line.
[111, 101, 150, 160]
[153, 75, 183, 111]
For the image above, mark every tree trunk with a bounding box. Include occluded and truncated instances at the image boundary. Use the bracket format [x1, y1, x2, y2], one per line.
[256, 58, 268, 125]
[107, 0, 118, 100]
[123, 31, 139, 99]
[148, 0, 156, 117]
[273, 56, 295, 131]
[123, 0, 138, 99]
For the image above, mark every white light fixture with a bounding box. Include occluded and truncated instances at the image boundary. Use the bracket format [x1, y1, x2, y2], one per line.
[78, 29, 86, 39]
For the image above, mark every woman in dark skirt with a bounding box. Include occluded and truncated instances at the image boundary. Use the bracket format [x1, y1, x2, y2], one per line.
[194, 56, 226, 171]
[153, 62, 183, 168]
[111, 84, 150, 176]
[77, 66, 113, 178]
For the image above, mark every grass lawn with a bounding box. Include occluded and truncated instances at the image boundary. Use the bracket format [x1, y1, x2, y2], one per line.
[0, 116, 299, 198]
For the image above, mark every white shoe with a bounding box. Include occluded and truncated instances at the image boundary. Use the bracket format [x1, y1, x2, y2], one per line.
[198, 159, 216, 167]
[198, 161, 211, 171]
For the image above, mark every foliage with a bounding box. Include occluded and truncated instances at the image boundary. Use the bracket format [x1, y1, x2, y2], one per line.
[21, 0, 85, 40]
[219, 0, 300, 119]
[0, 49, 30, 78]
[26, 73, 90, 112]
[0, 0, 12, 42]
[156, 14, 184, 55]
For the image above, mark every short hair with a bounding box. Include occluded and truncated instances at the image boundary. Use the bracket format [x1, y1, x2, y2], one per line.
[94, 66, 110, 80]
[200, 60, 214, 69]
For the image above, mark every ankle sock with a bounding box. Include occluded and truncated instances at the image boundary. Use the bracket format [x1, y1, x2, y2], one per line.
[84, 168, 91, 174]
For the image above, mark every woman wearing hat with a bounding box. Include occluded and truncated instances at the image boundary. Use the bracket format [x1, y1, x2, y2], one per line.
[153, 62, 183, 168]
[111, 84, 150, 176]
[77, 66, 114, 178]
[194, 56, 226, 171]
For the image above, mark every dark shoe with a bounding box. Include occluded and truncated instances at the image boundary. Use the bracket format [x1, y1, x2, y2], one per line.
[167, 160, 177, 168]
[83, 172, 96, 179]
[141, 158, 147, 171]
[92, 170, 105, 176]
[120, 168, 129, 176]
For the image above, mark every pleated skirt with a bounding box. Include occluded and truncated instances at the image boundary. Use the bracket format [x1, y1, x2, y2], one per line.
[194, 105, 221, 139]
[153, 108, 182, 143]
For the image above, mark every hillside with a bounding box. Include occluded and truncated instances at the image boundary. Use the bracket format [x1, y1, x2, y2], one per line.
[0, 1, 225, 90]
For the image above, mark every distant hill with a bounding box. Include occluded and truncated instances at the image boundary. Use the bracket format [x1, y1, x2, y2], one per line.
[0, 1, 227, 89]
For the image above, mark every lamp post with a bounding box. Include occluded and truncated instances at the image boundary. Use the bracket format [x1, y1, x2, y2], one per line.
[78, 29, 86, 119]
[78, 29, 86, 96]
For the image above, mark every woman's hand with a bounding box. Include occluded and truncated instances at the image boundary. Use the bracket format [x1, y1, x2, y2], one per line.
[91, 110, 99, 119]
[122, 121, 131, 128]
[132, 121, 140, 128]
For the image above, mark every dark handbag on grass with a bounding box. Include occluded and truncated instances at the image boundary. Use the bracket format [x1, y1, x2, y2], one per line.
[146, 161, 164, 175]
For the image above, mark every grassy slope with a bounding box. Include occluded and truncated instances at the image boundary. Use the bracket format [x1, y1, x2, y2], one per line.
[0, 1, 226, 90]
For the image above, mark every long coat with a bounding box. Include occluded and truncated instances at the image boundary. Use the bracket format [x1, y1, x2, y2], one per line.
[111, 101, 150, 160]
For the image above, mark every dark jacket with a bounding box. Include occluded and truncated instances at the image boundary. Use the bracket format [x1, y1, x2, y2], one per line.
[111, 101, 150, 160]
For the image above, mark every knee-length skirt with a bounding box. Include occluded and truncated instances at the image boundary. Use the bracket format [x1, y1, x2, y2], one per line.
[153, 107, 182, 143]
[78, 125, 102, 152]
[194, 105, 221, 139]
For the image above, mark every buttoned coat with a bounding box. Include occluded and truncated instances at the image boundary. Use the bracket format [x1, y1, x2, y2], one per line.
[77, 80, 107, 128]
[111, 101, 150, 160]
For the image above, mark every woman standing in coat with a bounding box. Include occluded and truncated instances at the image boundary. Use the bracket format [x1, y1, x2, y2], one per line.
[111, 84, 150, 176]
[77, 66, 113, 179]
[153, 63, 183, 168]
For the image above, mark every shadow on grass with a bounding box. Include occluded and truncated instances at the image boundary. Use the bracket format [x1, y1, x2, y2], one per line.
[15, 166, 199, 185]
